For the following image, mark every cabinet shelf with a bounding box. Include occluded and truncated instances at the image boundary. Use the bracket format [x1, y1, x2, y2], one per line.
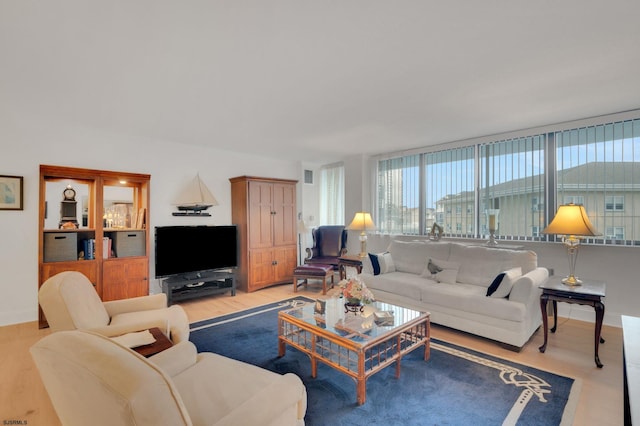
[41, 259, 98, 266]
[161, 270, 236, 305]
[43, 228, 97, 233]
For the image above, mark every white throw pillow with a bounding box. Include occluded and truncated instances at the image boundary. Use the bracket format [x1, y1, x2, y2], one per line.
[380, 252, 396, 274]
[486, 267, 522, 298]
[421, 258, 460, 284]
[368, 252, 396, 275]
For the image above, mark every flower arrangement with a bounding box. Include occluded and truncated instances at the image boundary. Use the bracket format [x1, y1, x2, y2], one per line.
[338, 277, 375, 305]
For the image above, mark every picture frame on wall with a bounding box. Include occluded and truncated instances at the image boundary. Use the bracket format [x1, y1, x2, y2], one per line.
[0, 175, 24, 210]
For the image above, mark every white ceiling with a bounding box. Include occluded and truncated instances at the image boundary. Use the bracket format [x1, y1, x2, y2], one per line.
[2, 1, 640, 164]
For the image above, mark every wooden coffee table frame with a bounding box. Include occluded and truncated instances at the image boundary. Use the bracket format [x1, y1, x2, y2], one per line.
[278, 305, 430, 405]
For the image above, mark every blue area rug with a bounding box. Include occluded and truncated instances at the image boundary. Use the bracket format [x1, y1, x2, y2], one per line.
[190, 297, 580, 426]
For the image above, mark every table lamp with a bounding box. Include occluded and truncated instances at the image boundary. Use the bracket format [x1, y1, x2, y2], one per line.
[347, 212, 376, 258]
[542, 203, 600, 285]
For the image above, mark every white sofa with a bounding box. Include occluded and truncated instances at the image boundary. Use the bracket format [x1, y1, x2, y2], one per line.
[359, 238, 548, 350]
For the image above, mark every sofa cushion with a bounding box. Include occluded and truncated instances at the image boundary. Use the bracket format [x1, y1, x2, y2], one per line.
[421, 282, 526, 322]
[421, 258, 460, 284]
[361, 272, 425, 301]
[486, 267, 522, 298]
[386, 240, 451, 275]
[449, 244, 537, 287]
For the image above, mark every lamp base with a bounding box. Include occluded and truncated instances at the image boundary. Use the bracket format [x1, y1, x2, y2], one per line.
[358, 233, 368, 258]
[562, 275, 582, 286]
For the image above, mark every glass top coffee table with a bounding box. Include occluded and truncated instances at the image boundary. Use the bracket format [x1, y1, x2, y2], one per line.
[278, 298, 430, 405]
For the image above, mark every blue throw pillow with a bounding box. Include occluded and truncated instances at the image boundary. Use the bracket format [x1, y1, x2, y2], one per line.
[486, 272, 506, 296]
[368, 253, 381, 275]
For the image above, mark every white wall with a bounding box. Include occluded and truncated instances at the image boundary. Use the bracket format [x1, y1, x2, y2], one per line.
[0, 114, 300, 326]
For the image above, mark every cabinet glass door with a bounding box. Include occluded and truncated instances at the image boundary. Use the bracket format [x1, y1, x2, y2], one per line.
[44, 180, 90, 230]
[103, 185, 135, 229]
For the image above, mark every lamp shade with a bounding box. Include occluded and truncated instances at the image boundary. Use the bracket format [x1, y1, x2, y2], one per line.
[347, 212, 376, 232]
[542, 203, 600, 236]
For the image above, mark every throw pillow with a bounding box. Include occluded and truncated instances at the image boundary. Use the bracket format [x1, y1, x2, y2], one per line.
[380, 252, 396, 274]
[368, 252, 396, 276]
[421, 258, 460, 284]
[486, 267, 522, 298]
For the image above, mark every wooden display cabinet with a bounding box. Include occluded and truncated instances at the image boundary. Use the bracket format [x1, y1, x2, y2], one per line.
[230, 176, 297, 292]
[38, 165, 150, 327]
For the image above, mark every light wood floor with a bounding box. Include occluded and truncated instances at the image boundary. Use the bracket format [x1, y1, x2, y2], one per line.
[0, 283, 624, 425]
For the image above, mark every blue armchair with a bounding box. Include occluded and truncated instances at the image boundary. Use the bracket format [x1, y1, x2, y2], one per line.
[304, 225, 348, 270]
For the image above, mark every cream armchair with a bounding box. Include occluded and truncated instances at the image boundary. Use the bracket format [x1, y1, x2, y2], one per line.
[31, 330, 307, 426]
[39, 271, 189, 343]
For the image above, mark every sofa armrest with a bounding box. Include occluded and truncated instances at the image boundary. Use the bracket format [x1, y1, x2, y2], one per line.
[509, 267, 548, 304]
[149, 341, 198, 377]
[213, 373, 307, 426]
[103, 293, 167, 317]
[87, 317, 169, 338]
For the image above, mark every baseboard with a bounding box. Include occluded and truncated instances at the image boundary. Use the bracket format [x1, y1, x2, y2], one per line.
[557, 304, 622, 328]
[0, 308, 37, 327]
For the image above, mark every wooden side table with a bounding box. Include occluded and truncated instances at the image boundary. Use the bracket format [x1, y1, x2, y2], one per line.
[132, 327, 173, 357]
[338, 255, 363, 280]
[538, 278, 606, 368]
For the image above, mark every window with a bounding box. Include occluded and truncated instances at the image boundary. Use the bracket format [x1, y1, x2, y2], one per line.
[319, 163, 344, 226]
[564, 195, 584, 205]
[531, 197, 544, 212]
[605, 226, 625, 240]
[377, 155, 421, 234]
[480, 135, 546, 239]
[604, 196, 624, 211]
[556, 119, 640, 244]
[375, 114, 640, 245]
[428, 147, 475, 237]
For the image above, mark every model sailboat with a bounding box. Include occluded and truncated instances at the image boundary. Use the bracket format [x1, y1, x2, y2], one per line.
[172, 174, 219, 216]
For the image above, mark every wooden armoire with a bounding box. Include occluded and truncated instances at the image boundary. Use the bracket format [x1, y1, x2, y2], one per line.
[230, 176, 298, 292]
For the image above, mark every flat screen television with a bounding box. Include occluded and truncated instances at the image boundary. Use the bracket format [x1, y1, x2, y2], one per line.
[154, 225, 238, 279]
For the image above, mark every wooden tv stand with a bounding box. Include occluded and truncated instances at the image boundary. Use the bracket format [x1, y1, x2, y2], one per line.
[161, 270, 236, 305]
